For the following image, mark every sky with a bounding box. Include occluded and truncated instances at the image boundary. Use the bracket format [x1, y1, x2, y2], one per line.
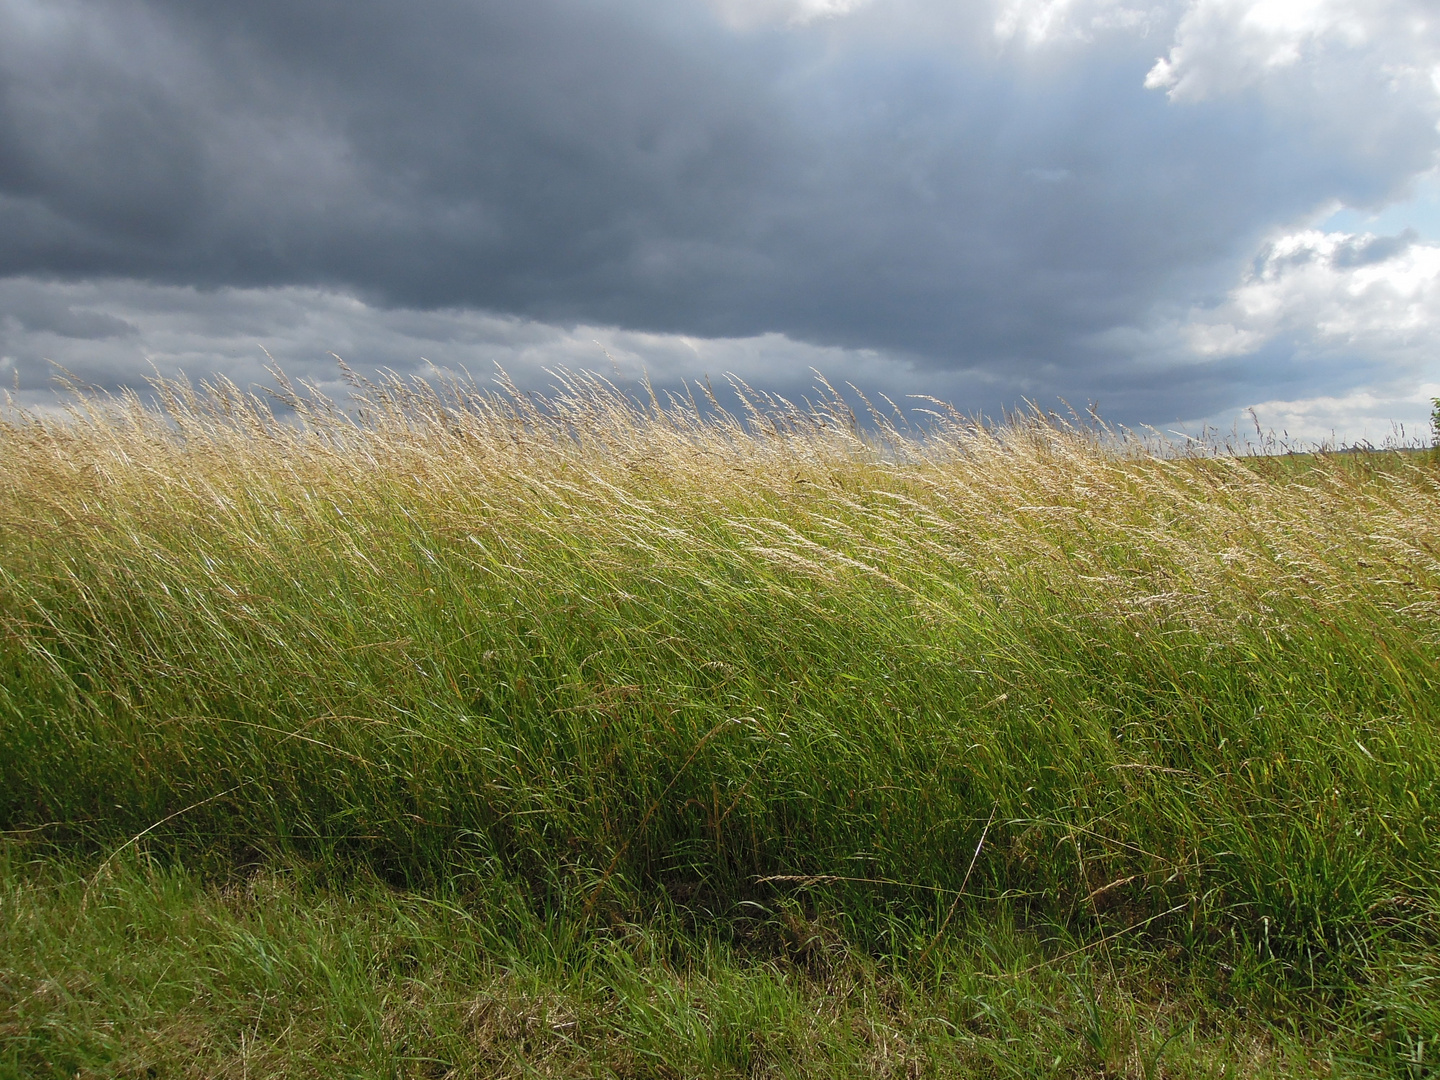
[1, 0, 1439, 443]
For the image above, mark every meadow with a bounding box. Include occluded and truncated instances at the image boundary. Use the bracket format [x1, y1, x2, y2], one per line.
[2, 369, 1438, 1078]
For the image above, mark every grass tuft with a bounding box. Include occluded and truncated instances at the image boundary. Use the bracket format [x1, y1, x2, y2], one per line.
[3, 367, 1439, 1075]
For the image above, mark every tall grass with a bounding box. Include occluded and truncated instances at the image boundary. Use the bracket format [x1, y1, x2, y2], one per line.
[2, 367, 1439, 1071]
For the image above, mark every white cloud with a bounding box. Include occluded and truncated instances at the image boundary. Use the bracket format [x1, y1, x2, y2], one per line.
[1222, 383, 1440, 445]
[994, 0, 1154, 46]
[1145, 0, 1440, 101]
[709, 0, 872, 29]
[1175, 226, 1440, 444]
[1140, 0, 1440, 447]
[1185, 228, 1440, 357]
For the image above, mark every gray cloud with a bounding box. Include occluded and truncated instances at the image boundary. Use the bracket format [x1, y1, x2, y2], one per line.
[0, 0, 1437, 426]
[0, 278, 138, 340]
[0, 275, 1279, 433]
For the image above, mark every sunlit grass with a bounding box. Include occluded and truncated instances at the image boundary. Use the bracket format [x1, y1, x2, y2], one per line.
[2, 368, 1438, 1076]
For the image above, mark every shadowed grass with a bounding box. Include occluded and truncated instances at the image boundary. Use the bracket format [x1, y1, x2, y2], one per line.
[0, 847, 1360, 1079]
[2, 368, 1439, 1074]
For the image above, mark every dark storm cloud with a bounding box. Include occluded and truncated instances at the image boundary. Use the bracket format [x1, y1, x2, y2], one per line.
[0, 0, 1437, 423]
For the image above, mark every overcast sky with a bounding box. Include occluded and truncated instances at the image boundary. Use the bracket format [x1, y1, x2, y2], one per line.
[2, 0, 1439, 441]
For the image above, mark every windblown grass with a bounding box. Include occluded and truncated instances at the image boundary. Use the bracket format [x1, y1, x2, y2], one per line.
[2, 368, 1438, 1076]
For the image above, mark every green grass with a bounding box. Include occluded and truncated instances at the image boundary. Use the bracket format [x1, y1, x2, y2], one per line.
[0, 847, 1350, 1079]
[2, 369, 1439, 1076]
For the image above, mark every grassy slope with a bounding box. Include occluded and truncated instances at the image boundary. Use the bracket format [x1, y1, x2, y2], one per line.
[2, 372, 1438, 1077]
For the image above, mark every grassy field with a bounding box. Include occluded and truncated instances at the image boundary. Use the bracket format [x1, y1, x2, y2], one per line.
[2, 369, 1438, 1077]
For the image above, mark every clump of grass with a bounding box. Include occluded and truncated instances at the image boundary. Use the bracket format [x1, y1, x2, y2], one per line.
[1, 367, 1438, 1073]
[0, 847, 1342, 1079]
